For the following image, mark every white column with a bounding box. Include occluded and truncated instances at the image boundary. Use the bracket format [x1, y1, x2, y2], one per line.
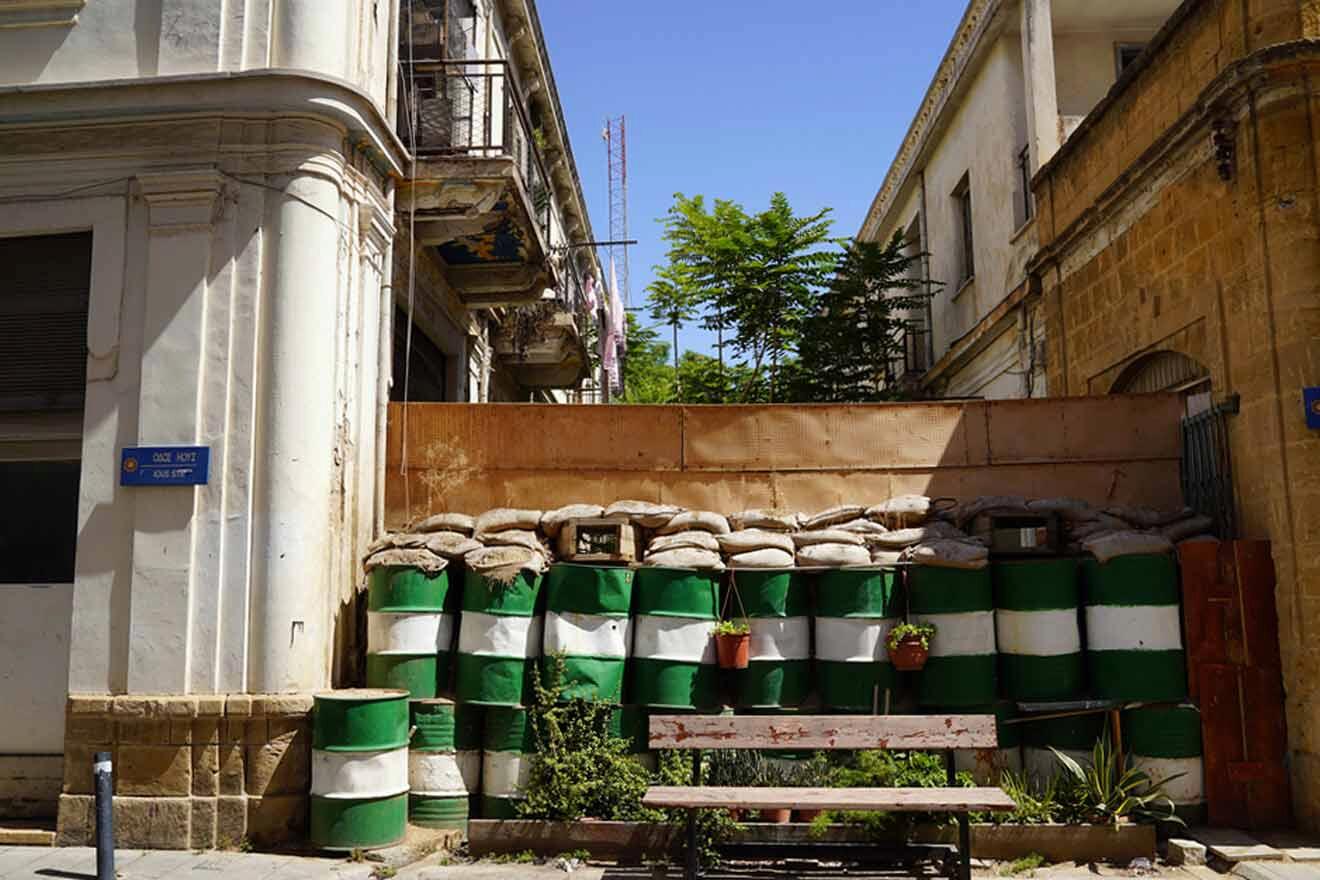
[272, 0, 351, 80]
[247, 167, 343, 693]
[1021, 0, 1061, 171]
[126, 170, 223, 694]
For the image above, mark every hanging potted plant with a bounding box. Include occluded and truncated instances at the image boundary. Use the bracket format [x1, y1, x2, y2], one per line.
[886, 622, 937, 672]
[714, 619, 751, 670]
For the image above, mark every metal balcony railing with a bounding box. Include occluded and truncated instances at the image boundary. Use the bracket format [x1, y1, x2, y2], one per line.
[399, 58, 552, 237]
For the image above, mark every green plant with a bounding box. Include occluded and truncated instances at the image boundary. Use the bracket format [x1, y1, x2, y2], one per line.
[489, 850, 537, 864]
[812, 750, 978, 834]
[653, 750, 742, 868]
[885, 622, 937, 652]
[518, 655, 652, 821]
[370, 865, 397, 880]
[999, 853, 1046, 875]
[558, 849, 591, 863]
[713, 619, 749, 636]
[996, 769, 1063, 825]
[1050, 733, 1184, 827]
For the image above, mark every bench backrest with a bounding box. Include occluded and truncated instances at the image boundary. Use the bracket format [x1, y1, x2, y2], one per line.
[648, 714, 998, 751]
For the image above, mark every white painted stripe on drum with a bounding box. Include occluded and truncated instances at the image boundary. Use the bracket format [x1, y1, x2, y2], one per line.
[995, 609, 1081, 656]
[749, 616, 811, 661]
[456, 749, 482, 794]
[813, 616, 896, 663]
[1085, 604, 1183, 652]
[543, 611, 632, 659]
[632, 615, 717, 664]
[482, 750, 531, 799]
[1023, 747, 1091, 784]
[914, 611, 997, 657]
[409, 751, 468, 796]
[311, 747, 409, 798]
[368, 612, 455, 655]
[1132, 755, 1205, 805]
[457, 610, 543, 658]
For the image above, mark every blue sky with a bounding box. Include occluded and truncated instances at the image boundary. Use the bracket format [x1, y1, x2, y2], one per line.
[539, 0, 969, 357]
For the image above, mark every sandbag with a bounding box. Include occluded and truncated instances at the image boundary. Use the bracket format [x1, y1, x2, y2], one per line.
[366, 532, 430, 554]
[718, 530, 796, 555]
[870, 549, 903, 567]
[869, 521, 964, 549]
[422, 531, 483, 559]
[728, 509, 800, 532]
[1104, 505, 1193, 529]
[465, 545, 548, 579]
[727, 548, 796, 569]
[540, 503, 605, 537]
[904, 539, 989, 570]
[1068, 514, 1129, 541]
[1026, 498, 1095, 522]
[603, 500, 684, 529]
[644, 548, 725, 571]
[801, 505, 866, 531]
[793, 530, 866, 548]
[1160, 514, 1216, 542]
[475, 508, 543, 536]
[364, 547, 447, 575]
[481, 529, 545, 553]
[956, 495, 1029, 525]
[411, 512, 476, 535]
[1082, 530, 1173, 563]
[866, 495, 932, 528]
[835, 518, 890, 536]
[657, 510, 731, 536]
[649, 531, 721, 554]
[796, 543, 871, 567]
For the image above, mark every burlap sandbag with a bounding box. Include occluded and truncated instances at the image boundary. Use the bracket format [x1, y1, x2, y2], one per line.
[1160, 514, 1216, 542]
[718, 530, 796, 555]
[870, 549, 903, 567]
[657, 511, 731, 536]
[364, 547, 448, 575]
[728, 548, 796, 569]
[796, 543, 871, 567]
[604, 500, 684, 529]
[904, 539, 990, 570]
[1068, 514, 1130, 541]
[728, 509, 801, 532]
[540, 504, 605, 538]
[481, 529, 546, 553]
[644, 548, 725, 571]
[1082, 530, 1173, 563]
[465, 545, 548, 583]
[649, 531, 721, 554]
[366, 532, 428, 555]
[866, 495, 932, 528]
[1026, 498, 1095, 522]
[836, 519, 890, 536]
[423, 531, 483, 559]
[411, 512, 476, 535]
[956, 495, 1029, 525]
[870, 521, 964, 549]
[1104, 505, 1193, 529]
[475, 508, 544, 536]
[793, 530, 866, 548]
[801, 505, 866, 531]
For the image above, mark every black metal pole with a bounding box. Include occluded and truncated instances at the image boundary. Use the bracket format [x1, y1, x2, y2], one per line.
[686, 749, 701, 880]
[94, 751, 114, 880]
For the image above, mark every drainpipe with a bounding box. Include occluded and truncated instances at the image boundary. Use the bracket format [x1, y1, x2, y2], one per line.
[376, 276, 394, 537]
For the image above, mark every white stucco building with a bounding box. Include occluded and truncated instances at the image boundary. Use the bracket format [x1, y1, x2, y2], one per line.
[0, 0, 604, 824]
[859, 0, 1179, 399]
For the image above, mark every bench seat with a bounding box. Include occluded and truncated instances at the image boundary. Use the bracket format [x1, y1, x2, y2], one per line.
[643, 785, 1016, 812]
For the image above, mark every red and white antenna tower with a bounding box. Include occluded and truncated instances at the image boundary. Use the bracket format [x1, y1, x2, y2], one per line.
[604, 115, 630, 306]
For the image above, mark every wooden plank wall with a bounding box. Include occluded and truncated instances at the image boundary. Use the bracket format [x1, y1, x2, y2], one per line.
[384, 395, 1184, 526]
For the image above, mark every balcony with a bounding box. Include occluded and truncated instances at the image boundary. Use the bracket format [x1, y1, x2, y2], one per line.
[397, 59, 556, 307]
[491, 295, 593, 389]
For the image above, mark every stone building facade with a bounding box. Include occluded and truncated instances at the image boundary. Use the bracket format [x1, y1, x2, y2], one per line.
[1029, 0, 1320, 828]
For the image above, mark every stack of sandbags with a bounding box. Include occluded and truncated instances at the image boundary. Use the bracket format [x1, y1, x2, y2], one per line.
[362, 532, 449, 575]
[642, 509, 727, 570]
[409, 512, 483, 560]
[800, 505, 866, 532]
[728, 509, 800, 532]
[866, 495, 934, 530]
[869, 521, 969, 566]
[470, 508, 550, 575]
[793, 529, 870, 567]
[603, 500, 685, 529]
[718, 530, 796, 569]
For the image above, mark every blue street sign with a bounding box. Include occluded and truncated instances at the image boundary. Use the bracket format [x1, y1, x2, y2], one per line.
[120, 446, 211, 486]
[1306, 388, 1320, 430]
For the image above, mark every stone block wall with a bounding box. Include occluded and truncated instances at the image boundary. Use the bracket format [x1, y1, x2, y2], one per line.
[56, 695, 312, 850]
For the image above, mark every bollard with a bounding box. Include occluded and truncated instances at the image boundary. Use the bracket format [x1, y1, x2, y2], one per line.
[93, 751, 114, 880]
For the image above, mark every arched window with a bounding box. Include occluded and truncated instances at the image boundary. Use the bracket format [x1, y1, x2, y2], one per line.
[1110, 350, 1211, 417]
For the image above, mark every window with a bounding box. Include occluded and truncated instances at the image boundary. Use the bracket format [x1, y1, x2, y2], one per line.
[1116, 43, 1146, 75]
[953, 174, 975, 284]
[1016, 144, 1034, 227]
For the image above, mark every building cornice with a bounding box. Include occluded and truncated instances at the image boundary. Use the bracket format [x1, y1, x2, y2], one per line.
[858, 0, 1004, 241]
[0, 69, 409, 178]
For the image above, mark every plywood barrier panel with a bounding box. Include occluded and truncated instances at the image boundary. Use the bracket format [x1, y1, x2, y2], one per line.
[984, 395, 1183, 463]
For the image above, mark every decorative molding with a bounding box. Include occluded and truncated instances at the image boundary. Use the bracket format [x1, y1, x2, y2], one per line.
[0, 0, 84, 29]
[137, 169, 224, 230]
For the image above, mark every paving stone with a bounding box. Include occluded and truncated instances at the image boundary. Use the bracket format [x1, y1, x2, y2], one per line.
[1235, 863, 1320, 880]
[1168, 838, 1209, 866]
[1193, 828, 1285, 863]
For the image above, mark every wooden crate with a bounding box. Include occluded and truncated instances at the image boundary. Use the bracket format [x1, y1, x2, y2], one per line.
[556, 518, 638, 563]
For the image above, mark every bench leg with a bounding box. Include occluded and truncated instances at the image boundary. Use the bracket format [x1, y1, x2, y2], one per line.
[685, 748, 701, 880]
[958, 813, 971, 880]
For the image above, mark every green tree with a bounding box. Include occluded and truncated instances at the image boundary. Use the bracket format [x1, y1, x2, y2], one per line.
[645, 265, 701, 397]
[618, 313, 675, 403]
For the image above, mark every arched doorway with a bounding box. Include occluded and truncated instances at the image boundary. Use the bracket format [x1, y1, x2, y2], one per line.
[1110, 350, 1212, 417]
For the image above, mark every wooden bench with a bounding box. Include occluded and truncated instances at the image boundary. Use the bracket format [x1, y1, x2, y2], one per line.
[642, 714, 1017, 880]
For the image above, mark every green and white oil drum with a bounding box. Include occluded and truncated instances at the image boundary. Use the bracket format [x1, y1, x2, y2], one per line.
[310, 689, 410, 851]
[542, 564, 634, 703]
[481, 705, 538, 819]
[455, 566, 545, 706]
[366, 565, 459, 698]
[994, 559, 1084, 701]
[730, 570, 811, 709]
[910, 566, 997, 707]
[814, 568, 901, 712]
[454, 703, 484, 817]
[1021, 712, 1105, 785]
[1083, 553, 1187, 701]
[939, 702, 1023, 785]
[631, 568, 720, 709]
[1125, 704, 1206, 824]
[610, 705, 657, 772]
[408, 699, 470, 831]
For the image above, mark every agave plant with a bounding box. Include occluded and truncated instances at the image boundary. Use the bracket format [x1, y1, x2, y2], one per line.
[1050, 733, 1185, 827]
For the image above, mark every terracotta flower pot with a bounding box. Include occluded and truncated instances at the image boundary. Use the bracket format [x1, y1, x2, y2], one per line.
[888, 634, 930, 671]
[759, 808, 792, 823]
[794, 809, 824, 823]
[716, 632, 750, 669]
